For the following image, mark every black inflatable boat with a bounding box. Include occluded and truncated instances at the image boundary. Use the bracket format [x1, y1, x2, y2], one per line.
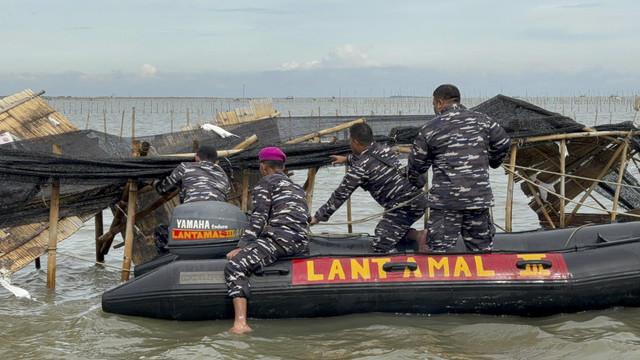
[102, 201, 640, 320]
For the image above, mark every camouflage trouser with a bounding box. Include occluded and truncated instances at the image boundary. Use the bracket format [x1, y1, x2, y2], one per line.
[427, 208, 495, 252]
[225, 236, 304, 299]
[154, 224, 170, 255]
[373, 196, 427, 253]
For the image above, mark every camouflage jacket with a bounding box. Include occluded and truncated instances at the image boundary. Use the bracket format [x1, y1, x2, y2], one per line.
[315, 142, 424, 222]
[155, 161, 230, 203]
[237, 171, 309, 249]
[407, 104, 511, 210]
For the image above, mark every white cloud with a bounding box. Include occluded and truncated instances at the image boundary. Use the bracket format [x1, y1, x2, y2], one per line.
[278, 43, 379, 71]
[322, 43, 380, 69]
[139, 64, 157, 78]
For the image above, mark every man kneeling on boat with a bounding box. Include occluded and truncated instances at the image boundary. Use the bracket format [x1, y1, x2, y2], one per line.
[225, 147, 310, 334]
[310, 122, 428, 253]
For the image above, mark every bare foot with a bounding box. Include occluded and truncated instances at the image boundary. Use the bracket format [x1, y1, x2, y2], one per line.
[228, 324, 253, 334]
[417, 230, 429, 253]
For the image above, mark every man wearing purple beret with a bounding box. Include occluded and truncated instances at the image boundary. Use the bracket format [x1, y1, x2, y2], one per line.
[224, 146, 309, 334]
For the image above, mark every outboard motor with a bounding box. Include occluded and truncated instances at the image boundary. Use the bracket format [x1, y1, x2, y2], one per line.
[167, 201, 249, 258]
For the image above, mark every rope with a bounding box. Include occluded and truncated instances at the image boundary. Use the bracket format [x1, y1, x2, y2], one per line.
[313, 190, 428, 226]
[114, 203, 145, 236]
[503, 164, 640, 219]
[506, 163, 640, 190]
[57, 251, 130, 272]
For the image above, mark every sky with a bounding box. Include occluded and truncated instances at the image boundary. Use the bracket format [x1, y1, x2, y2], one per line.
[1, 0, 639, 98]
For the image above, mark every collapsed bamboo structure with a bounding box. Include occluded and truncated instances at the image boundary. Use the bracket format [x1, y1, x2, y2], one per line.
[3, 90, 640, 290]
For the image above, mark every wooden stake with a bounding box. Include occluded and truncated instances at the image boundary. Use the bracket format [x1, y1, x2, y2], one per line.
[121, 179, 138, 281]
[95, 211, 104, 263]
[346, 165, 353, 233]
[505, 145, 518, 232]
[559, 139, 566, 227]
[611, 141, 629, 221]
[131, 107, 136, 139]
[46, 144, 62, 289]
[241, 169, 249, 211]
[305, 167, 318, 211]
[119, 110, 125, 138]
[103, 108, 107, 134]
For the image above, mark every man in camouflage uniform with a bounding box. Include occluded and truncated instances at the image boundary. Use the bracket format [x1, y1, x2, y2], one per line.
[407, 84, 511, 252]
[152, 145, 230, 254]
[310, 123, 428, 253]
[225, 147, 309, 334]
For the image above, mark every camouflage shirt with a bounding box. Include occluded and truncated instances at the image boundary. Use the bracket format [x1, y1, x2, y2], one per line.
[155, 161, 230, 203]
[407, 104, 511, 210]
[315, 142, 424, 222]
[237, 170, 309, 249]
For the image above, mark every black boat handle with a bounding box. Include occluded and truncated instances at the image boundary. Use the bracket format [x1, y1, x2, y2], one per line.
[255, 268, 289, 276]
[516, 260, 553, 269]
[382, 262, 418, 272]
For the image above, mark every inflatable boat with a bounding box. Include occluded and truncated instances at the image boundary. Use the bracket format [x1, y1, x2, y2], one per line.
[102, 201, 640, 320]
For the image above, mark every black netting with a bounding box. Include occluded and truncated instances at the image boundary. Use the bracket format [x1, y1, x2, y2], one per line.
[1, 95, 638, 228]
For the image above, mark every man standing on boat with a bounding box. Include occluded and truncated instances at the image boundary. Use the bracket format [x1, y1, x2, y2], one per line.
[310, 122, 428, 253]
[225, 147, 310, 334]
[152, 145, 230, 254]
[407, 84, 511, 252]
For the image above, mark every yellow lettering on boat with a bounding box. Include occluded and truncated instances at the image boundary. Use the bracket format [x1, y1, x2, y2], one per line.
[403, 257, 422, 278]
[517, 254, 551, 276]
[328, 259, 346, 280]
[350, 259, 371, 280]
[306, 261, 324, 281]
[371, 258, 390, 279]
[475, 256, 495, 277]
[453, 257, 471, 277]
[428, 257, 450, 277]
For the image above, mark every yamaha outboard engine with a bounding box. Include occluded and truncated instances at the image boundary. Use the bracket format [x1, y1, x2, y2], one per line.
[167, 201, 249, 257]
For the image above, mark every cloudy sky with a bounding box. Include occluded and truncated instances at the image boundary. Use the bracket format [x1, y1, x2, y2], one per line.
[1, 0, 638, 98]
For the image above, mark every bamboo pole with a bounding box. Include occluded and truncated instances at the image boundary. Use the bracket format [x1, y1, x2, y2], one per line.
[611, 141, 629, 221]
[232, 135, 259, 150]
[97, 183, 130, 256]
[505, 145, 518, 232]
[170, 109, 174, 134]
[119, 110, 125, 137]
[285, 118, 366, 144]
[84, 109, 91, 130]
[567, 144, 625, 222]
[95, 211, 104, 262]
[305, 167, 318, 210]
[131, 107, 136, 139]
[241, 169, 249, 211]
[103, 108, 107, 134]
[120, 179, 138, 281]
[525, 180, 556, 229]
[559, 139, 566, 227]
[346, 165, 353, 233]
[101, 188, 179, 244]
[521, 130, 638, 144]
[46, 144, 62, 289]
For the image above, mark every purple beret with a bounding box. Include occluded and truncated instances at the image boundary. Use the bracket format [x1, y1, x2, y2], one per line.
[259, 147, 286, 162]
